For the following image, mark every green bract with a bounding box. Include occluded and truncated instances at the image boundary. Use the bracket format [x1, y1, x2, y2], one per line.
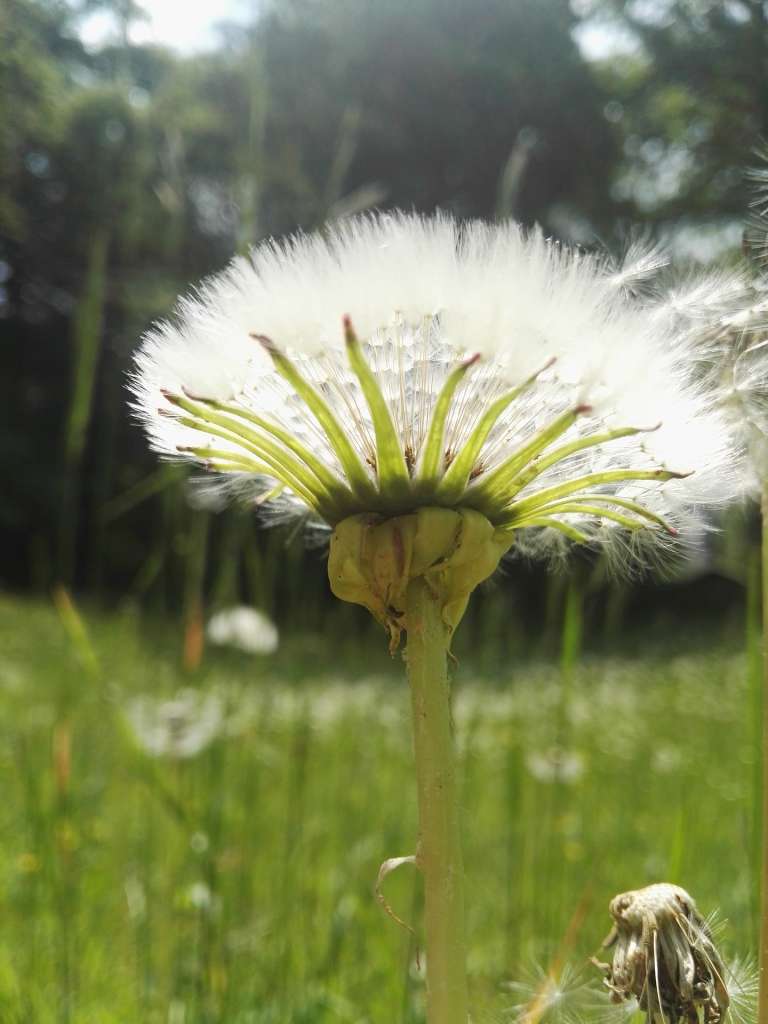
[328, 507, 512, 650]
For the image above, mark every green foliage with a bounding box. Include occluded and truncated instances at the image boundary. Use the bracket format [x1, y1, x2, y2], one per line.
[586, 0, 768, 227]
[0, 593, 756, 1020]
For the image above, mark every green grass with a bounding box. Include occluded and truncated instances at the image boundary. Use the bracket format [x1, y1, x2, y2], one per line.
[0, 592, 758, 1022]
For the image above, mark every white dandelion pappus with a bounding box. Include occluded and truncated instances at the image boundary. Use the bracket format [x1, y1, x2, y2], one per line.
[687, 157, 768, 492]
[504, 960, 596, 1024]
[206, 605, 279, 655]
[131, 213, 745, 572]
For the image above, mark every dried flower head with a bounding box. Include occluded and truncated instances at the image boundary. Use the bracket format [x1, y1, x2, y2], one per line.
[593, 883, 730, 1024]
[131, 213, 745, 574]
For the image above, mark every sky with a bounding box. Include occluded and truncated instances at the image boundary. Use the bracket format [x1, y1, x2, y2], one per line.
[78, 0, 635, 60]
[79, 0, 251, 52]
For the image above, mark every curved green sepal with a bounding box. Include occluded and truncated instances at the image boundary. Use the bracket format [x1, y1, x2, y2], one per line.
[503, 467, 687, 520]
[469, 421, 644, 511]
[343, 316, 411, 500]
[506, 494, 676, 535]
[164, 393, 329, 513]
[464, 404, 590, 515]
[435, 358, 554, 503]
[252, 333, 378, 504]
[418, 354, 480, 484]
[203, 397, 354, 504]
[513, 517, 591, 544]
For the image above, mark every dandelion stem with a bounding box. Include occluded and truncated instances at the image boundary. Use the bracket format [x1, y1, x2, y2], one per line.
[758, 480, 768, 1024]
[405, 576, 469, 1024]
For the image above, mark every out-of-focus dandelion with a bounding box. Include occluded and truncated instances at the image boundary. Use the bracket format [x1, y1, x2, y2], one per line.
[184, 880, 214, 912]
[526, 748, 584, 785]
[130, 213, 746, 1024]
[206, 605, 279, 655]
[593, 883, 730, 1024]
[727, 955, 760, 1024]
[125, 689, 224, 759]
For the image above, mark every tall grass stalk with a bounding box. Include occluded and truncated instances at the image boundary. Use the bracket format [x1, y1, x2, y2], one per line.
[58, 228, 109, 585]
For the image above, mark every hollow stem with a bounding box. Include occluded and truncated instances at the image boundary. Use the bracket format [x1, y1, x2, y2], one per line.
[405, 575, 469, 1024]
[759, 480, 768, 1024]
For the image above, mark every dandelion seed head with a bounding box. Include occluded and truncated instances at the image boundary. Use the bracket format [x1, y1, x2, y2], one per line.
[132, 212, 747, 572]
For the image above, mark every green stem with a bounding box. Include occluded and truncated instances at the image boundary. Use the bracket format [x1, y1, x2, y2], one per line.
[759, 480, 768, 1024]
[405, 576, 469, 1024]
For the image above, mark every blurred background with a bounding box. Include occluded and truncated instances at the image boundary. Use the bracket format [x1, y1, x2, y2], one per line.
[2, 1, 767, 1021]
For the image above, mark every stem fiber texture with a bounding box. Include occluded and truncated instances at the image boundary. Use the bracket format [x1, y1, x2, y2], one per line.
[406, 576, 469, 1024]
[759, 483, 768, 1024]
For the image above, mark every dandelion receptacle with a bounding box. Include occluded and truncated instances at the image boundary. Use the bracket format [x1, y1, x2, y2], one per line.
[132, 213, 745, 1023]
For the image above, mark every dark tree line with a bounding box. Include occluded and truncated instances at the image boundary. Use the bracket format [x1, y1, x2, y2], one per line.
[0, 0, 763, 616]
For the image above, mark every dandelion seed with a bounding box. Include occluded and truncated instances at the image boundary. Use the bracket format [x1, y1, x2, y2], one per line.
[505, 961, 596, 1024]
[593, 883, 730, 1024]
[724, 955, 759, 1024]
[206, 605, 279, 655]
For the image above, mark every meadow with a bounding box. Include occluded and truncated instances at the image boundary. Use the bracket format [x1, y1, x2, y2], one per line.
[0, 589, 759, 1023]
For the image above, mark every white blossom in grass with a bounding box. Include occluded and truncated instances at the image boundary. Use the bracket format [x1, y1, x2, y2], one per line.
[125, 689, 224, 759]
[131, 213, 746, 578]
[206, 605, 279, 655]
[525, 747, 584, 784]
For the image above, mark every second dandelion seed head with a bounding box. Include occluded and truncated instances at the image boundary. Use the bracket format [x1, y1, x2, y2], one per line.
[595, 883, 729, 1024]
